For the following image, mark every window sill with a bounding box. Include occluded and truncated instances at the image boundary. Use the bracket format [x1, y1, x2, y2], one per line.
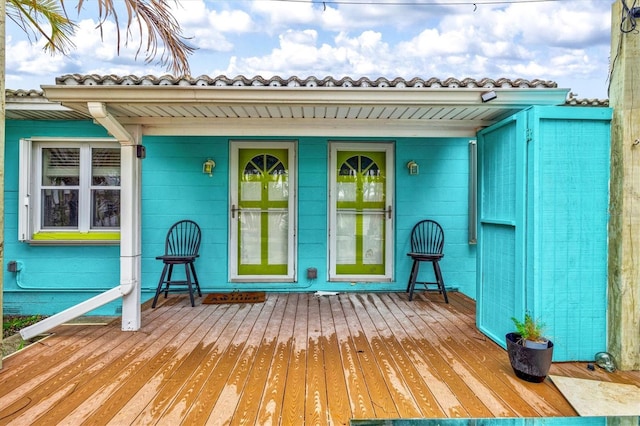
[28, 232, 120, 246]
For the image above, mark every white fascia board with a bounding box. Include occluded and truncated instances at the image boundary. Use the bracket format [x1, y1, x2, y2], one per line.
[43, 85, 570, 109]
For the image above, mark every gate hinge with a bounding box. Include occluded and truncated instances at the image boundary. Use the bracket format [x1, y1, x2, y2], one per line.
[526, 128, 533, 142]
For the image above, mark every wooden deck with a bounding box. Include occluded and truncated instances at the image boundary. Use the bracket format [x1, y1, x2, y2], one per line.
[1, 292, 639, 425]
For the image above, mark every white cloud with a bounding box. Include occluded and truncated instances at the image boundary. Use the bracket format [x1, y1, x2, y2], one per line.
[3, 0, 614, 98]
[5, 36, 71, 86]
[250, 0, 317, 30]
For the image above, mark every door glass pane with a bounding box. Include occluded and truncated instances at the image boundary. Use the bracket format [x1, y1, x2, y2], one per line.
[363, 181, 383, 202]
[336, 211, 356, 264]
[241, 181, 262, 201]
[268, 211, 288, 264]
[363, 213, 383, 264]
[240, 210, 261, 264]
[337, 182, 356, 202]
[268, 181, 288, 201]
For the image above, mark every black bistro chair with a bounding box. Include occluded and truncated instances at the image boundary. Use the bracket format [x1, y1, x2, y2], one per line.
[152, 220, 202, 308]
[406, 219, 449, 303]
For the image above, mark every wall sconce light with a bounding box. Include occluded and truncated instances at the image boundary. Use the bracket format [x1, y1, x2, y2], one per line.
[202, 159, 216, 177]
[481, 90, 497, 103]
[136, 145, 146, 159]
[407, 160, 419, 175]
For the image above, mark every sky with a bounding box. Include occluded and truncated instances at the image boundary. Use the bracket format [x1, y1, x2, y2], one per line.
[5, 0, 614, 99]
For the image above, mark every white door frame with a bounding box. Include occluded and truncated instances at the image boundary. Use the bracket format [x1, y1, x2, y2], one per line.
[229, 140, 297, 282]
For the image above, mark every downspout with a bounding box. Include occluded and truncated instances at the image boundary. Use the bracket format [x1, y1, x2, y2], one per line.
[22, 102, 144, 337]
[87, 102, 143, 332]
[14, 103, 143, 340]
[87, 102, 134, 144]
[20, 281, 134, 340]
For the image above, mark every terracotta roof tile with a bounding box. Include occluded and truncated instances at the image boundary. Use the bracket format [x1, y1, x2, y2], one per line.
[53, 73, 561, 89]
[6, 89, 45, 98]
[6, 76, 610, 107]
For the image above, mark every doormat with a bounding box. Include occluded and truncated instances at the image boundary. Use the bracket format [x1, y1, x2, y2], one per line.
[549, 375, 640, 416]
[202, 292, 266, 304]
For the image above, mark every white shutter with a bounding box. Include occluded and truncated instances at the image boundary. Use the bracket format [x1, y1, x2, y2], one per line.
[18, 139, 32, 241]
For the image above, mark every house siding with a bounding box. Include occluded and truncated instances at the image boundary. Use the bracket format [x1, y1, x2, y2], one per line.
[3, 126, 477, 316]
[3, 120, 121, 316]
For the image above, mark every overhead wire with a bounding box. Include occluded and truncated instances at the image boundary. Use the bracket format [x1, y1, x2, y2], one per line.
[620, 0, 638, 33]
[260, 0, 603, 6]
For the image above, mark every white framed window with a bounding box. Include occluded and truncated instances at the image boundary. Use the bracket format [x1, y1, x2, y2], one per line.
[19, 138, 121, 244]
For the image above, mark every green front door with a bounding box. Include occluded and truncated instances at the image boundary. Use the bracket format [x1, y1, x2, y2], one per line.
[329, 143, 394, 280]
[230, 142, 296, 281]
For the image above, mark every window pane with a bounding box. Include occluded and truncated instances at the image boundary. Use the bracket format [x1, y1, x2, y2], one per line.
[92, 189, 120, 228]
[42, 189, 79, 228]
[92, 148, 121, 186]
[42, 148, 80, 186]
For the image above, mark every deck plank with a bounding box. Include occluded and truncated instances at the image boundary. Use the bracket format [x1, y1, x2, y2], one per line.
[328, 294, 376, 419]
[230, 294, 287, 426]
[318, 295, 353, 425]
[181, 303, 266, 425]
[2, 301, 194, 425]
[60, 301, 204, 425]
[157, 303, 250, 424]
[382, 294, 479, 417]
[340, 295, 400, 418]
[349, 294, 423, 418]
[280, 292, 308, 425]
[1, 291, 638, 425]
[366, 294, 447, 417]
[209, 295, 277, 424]
[255, 293, 299, 426]
[305, 295, 329, 425]
[114, 303, 230, 424]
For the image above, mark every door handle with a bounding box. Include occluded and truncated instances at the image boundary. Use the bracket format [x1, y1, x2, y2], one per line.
[387, 205, 392, 219]
[231, 204, 238, 219]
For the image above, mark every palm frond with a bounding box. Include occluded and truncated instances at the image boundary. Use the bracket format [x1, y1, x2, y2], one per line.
[75, 0, 195, 76]
[8, 0, 195, 76]
[7, 0, 76, 54]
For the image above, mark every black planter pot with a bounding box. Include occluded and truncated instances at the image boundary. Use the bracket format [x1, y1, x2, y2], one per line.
[505, 332, 554, 383]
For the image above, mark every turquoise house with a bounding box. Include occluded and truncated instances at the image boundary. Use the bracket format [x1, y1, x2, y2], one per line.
[3, 75, 611, 361]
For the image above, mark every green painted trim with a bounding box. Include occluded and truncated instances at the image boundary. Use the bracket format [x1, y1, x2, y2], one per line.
[32, 232, 120, 241]
[335, 150, 387, 275]
[237, 148, 290, 276]
[239, 264, 288, 275]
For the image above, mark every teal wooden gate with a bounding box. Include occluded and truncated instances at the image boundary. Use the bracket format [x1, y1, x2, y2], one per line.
[476, 112, 527, 348]
[477, 106, 612, 361]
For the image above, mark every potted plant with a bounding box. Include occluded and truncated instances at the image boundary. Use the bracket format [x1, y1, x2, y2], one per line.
[506, 313, 554, 383]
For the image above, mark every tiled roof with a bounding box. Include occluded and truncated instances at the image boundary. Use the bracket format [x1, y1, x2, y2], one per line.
[5, 76, 610, 107]
[565, 92, 609, 107]
[6, 89, 45, 98]
[54, 74, 560, 89]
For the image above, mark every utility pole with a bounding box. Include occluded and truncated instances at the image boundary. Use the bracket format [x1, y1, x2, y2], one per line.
[608, 0, 640, 371]
[0, 0, 7, 370]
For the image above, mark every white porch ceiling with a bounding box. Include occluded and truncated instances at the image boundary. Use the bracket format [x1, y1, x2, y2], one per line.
[42, 89, 569, 139]
[16, 75, 574, 138]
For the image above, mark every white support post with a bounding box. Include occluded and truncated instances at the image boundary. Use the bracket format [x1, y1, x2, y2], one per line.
[120, 127, 143, 331]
